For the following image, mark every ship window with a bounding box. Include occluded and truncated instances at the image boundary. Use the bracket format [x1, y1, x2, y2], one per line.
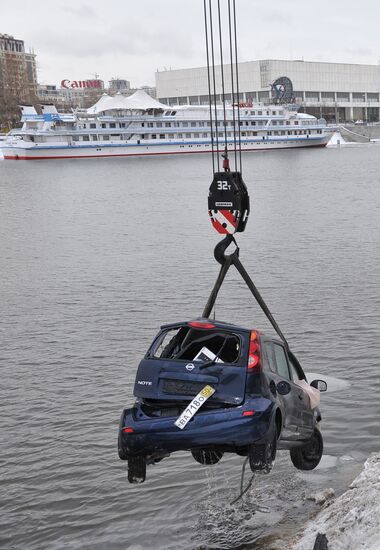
[191, 122, 197, 127]
[171, 111, 177, 115]
[194, 133, 199, 138]
[164, 111, 171, 115]
[90, 123, 96, 129]
[165, 122, 171, 127]
[185, 133, 191, 138]
[82, 135, 90, 141]
[177, 133, 183, 138]
[111, 134, 120, 139]
[258, 111, 262, 115]
[272, 111, 276, 116]
[120, 122, 125, 128]
[92, 135, 98, 141]
[151, 134, 156, 139]
[159, 134, 165, 139]
[72, 136, 79, 141]
[202, 133, 208, 137]
[294, 121, 299, 125]
[156, 122, 162, 127]
[110, 123, 116, 128]
[101, 123, 106, 128]
[148, 122, 154, 128]
[83, 124, 87, 128]
[174, 122, 180, 127]
[182, 122, 188, 127]
[272, 121, 277, 125]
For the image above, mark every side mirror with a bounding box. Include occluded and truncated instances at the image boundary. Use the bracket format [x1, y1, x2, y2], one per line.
[277, 380, 291, 395]
[310, 379, 327, 392]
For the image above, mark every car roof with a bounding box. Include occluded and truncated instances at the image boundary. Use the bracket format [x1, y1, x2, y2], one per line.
[160, 317, 251, 334]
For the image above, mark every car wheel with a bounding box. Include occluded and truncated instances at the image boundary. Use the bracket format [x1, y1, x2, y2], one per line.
[191, 449, 224, 465]
[118, 434, 129, 460]
[290, 427, 323, 471]
[127, 456, 146, 483]
[249, 427, 277, 474]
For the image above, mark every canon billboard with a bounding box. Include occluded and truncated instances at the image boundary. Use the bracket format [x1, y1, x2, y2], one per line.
[61, 79, 103, 89]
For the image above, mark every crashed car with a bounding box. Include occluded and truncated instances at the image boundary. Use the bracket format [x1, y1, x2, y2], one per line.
[118, 318, 327, 483]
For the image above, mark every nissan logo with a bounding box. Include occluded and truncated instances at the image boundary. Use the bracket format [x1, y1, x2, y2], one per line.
[186, 363, 195, 371]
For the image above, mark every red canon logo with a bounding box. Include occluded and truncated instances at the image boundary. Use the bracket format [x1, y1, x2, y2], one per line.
[61, 79, 102, 89]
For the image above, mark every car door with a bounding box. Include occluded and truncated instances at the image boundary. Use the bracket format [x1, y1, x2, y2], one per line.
[272, 343, 314, 440]
[262, 341, 299, 439]
[287, 354, 314, 437]
[134, 325, 249, 407]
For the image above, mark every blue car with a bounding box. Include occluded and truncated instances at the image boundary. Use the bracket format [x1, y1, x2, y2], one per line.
[118, 318, 326, 483]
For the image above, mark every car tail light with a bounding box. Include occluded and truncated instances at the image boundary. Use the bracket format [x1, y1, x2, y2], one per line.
[242, 410, 255, 417]
[188, 321, 216, 329]
[247, 330, 262, 372]
[123, 427, 134, 434]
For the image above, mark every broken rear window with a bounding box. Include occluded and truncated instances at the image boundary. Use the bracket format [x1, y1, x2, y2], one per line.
[149, 326, 243, 364]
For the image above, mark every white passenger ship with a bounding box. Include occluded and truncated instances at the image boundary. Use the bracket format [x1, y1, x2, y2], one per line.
[1, 89, 331, 160]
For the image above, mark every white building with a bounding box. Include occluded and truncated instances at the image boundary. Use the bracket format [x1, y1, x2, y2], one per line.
[156, 59, 380, 122]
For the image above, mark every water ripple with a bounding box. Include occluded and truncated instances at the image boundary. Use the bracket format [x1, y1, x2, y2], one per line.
[1, 147, 380, 548]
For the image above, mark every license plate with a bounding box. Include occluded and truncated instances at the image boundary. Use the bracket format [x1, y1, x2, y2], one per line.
[174, 385, 215, 430]
[162, 379, 205, 396]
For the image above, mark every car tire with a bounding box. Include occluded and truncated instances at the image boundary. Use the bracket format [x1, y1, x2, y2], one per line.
[290, 427, 323, 471]
[249, 427, 277, 474]
[127, 456, 146, 483]
[191, 449, 224, 465]
[118, 434, 129, 460]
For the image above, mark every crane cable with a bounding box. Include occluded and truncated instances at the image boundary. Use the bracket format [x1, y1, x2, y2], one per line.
[203, 0, 242, 174]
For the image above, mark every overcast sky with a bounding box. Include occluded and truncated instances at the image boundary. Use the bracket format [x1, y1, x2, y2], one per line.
[2, 0, 380, 87]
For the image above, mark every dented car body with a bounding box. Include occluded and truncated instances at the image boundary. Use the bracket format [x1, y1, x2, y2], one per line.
[118, 319, 326, 483]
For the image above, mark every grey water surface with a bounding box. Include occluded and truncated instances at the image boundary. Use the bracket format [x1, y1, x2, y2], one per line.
[1, 145, 379, 549]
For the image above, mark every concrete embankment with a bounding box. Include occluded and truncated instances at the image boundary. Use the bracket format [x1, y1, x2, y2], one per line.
[339, 124, 380, 143]
[290, 452, 380, 550]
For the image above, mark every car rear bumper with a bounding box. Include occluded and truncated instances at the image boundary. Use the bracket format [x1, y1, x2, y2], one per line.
[119, 398, 274, 457]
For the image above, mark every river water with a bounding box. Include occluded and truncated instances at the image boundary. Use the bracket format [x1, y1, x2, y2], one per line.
[1, 145, 379, 549]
